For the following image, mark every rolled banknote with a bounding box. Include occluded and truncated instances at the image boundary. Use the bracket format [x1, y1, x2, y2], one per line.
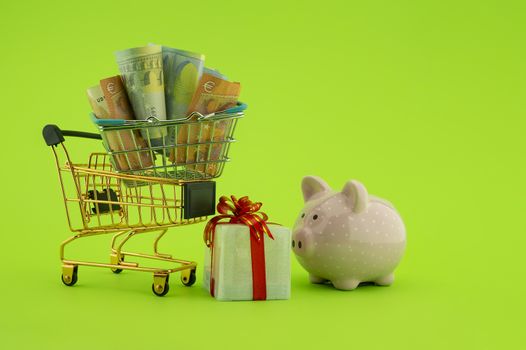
[86, 85, 130, 171]
[170, 73, 241, 175]
[162, 47, 204, 120]
[100, 76, 154, 170]
[203, 67, 227, 80]
[100, 75, 135, 120]
[86, 85, 110, 119]
[115, 45, 166, 141]
[186, 73, 240, 115]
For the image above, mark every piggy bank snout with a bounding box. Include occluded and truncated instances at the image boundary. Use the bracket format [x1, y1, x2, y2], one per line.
[292, 228, 310, 255]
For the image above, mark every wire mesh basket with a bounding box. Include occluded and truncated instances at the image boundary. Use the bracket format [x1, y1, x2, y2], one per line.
[54, 150, 216, 232]
[94, 112, 242, 183]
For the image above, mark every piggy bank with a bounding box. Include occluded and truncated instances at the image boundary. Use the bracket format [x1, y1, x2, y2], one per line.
[292, 176, 406, 290]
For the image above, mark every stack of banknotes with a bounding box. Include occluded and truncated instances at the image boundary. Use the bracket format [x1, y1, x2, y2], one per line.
[87, 44, 241, 173]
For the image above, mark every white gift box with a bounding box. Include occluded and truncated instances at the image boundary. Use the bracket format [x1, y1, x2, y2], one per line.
[203, 223, 291, 301]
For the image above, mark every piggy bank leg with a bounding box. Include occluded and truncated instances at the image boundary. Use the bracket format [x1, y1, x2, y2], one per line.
[374, 273, 394, 286]
[332, 279, 361, 290]
[309, 274, 328, 284]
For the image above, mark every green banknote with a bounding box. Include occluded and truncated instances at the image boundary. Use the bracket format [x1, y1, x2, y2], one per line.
[116, 45, 166, 140]
[162, 47, 204, 119]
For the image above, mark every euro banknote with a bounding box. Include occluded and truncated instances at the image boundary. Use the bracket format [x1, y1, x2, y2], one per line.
[170, 73, 241, 175]
[186, 72, 240, 115]
[100, 75, 135, 120]
[162, 47, 204, 119]
[86, 85, 131, 170]
[203, 67, 227, 80]
[100, 76, 154, 170]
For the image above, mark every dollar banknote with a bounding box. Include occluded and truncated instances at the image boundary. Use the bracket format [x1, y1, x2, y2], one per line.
[162, 47, 204, 119]
[86, 85, 110, 119]
[100, 76, 154, 170]
[115, 45, 166, 140]
[170, 73, 241, 175]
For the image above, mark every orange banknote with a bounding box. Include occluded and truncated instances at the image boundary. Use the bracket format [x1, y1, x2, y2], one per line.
[170, 73, 240, 176]
[100, 76, 153, 171]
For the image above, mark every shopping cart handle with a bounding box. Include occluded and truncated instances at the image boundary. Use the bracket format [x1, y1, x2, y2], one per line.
[222, 102, 247, 114]
[43, 124, 102, 146]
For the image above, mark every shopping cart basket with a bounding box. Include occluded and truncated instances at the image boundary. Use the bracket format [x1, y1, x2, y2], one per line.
[92, 105, 244, 183]
[42, 118, 240, 296]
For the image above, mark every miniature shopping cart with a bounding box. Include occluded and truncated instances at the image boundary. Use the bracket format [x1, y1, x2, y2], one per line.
[43, 111, 242, 296]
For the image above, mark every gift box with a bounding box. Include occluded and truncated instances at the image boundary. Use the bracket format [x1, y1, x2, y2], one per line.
[202, 196, 291, 301]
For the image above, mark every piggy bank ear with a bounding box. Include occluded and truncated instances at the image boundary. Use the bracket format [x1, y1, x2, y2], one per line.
[342, 180, 369, 213]
[302, 176, 331, 202]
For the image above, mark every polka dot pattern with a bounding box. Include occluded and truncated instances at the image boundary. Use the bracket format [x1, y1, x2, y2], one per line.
[292, 190, 406, 286]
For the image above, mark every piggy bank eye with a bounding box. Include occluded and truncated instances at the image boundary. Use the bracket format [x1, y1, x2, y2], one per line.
[312, 214, 319, 220]
[301, 213, 305, 218]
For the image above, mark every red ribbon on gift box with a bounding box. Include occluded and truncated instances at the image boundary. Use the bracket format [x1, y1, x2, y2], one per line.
[204, 195, 274, 300]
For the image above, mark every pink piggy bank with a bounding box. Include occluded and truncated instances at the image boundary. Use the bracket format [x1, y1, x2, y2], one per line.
[292, 176, 406, 290]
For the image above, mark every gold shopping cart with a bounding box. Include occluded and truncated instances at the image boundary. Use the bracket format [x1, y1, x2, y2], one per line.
[43, 110, 242, 296]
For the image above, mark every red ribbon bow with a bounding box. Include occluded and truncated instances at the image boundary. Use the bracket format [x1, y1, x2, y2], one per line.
[204, 195, 274, 300]
[204, 195, 274, 247]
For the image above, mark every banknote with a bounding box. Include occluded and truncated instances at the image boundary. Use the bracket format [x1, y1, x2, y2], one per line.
[100, 75, 135, 120]
[186, 72, 240, 115]
[86, 85, 110, 119]
[86, 85, 130, 170]
[115, 45, 166, 140]
[162, 47, 204, 120]
[170, 73, 241, 175]
[100, 76, 154, 170]
[203, 67, 227, 80]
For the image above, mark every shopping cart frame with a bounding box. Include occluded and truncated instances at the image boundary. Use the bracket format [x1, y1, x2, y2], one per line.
[43, 125, 218, 296]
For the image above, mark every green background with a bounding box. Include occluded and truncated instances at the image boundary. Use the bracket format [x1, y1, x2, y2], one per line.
[1, 0, 524, 348]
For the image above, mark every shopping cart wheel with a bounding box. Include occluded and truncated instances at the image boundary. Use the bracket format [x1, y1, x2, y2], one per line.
[152, 274, 170, 297]
[111, 258, 124, 274]
[181, 269, 196, 287]
[110, 254, 124, 274]
[152, 282, 170, 297]
[61, 265, 78, 286]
